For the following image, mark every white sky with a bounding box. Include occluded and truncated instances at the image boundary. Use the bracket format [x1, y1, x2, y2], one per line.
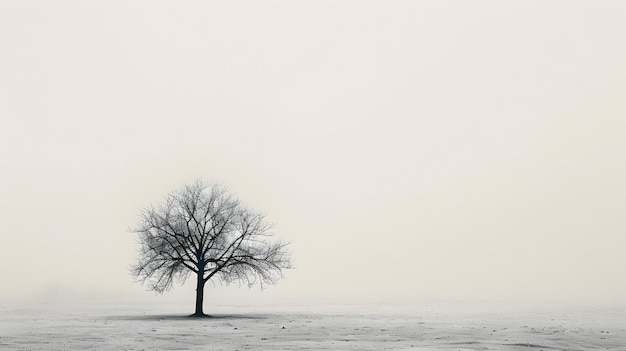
[1, 0, 625, 307]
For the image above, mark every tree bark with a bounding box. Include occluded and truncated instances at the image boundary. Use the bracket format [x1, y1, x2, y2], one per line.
[194, 272, 205, 316]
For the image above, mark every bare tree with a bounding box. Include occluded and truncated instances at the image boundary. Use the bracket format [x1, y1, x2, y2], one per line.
[131, 180, 292, 316]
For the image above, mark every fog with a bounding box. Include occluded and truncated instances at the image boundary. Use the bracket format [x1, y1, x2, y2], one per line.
[1, 1, 625, 308]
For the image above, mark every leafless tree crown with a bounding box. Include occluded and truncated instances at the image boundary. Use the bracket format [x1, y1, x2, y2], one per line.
[131, 180, 292, 294]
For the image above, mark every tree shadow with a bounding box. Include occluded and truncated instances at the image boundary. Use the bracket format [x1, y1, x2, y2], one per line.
[106, 313, 269, 321]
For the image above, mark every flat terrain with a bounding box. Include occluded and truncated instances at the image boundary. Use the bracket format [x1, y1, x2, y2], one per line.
[1, 303, 625, 350]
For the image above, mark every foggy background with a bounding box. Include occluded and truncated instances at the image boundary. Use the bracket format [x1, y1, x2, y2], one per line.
[1, 1, 625, 308]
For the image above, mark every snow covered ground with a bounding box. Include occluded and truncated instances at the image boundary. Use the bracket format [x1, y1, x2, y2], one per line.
[1, 302, 625, 350]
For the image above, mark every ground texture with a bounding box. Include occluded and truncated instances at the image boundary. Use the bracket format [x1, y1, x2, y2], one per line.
[1, 303, 625, 350]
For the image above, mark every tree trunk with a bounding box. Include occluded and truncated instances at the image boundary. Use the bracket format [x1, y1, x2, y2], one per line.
[194, 272, 205, 316]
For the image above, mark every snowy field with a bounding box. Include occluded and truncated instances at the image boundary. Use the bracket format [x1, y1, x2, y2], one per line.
[1, 303, 625, 350]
